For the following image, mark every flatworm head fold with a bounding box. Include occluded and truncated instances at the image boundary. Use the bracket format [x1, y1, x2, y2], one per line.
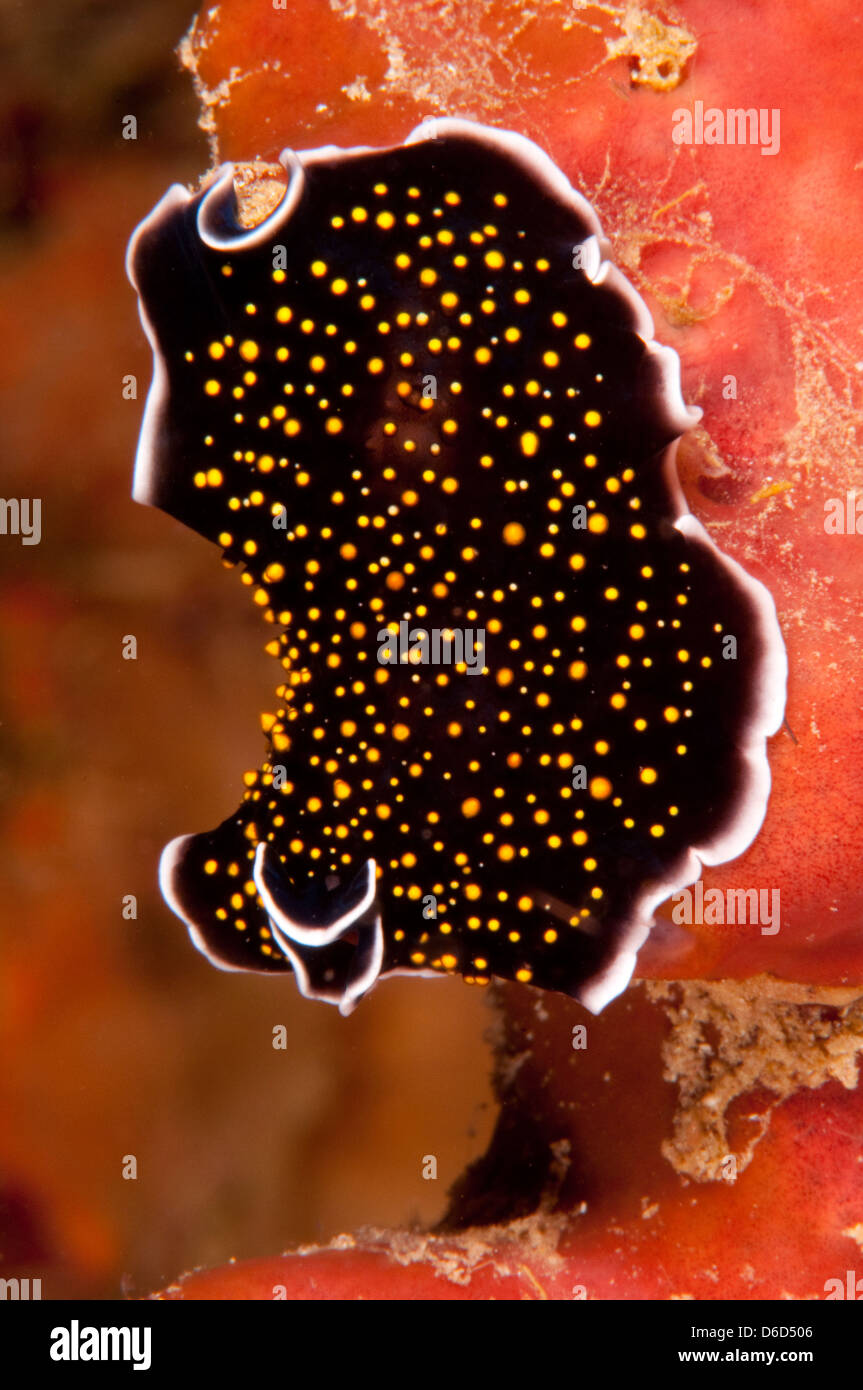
[128, 119, 787, 1016]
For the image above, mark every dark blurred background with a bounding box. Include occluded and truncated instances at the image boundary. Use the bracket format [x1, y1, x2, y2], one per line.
[0, 0, 494, 1299]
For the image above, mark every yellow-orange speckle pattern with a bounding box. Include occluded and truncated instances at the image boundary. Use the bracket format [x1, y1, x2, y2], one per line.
[128, 122, 780, 1012]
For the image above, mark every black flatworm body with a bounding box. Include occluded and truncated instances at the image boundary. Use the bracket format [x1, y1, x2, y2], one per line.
[128, 120, 786, 1015]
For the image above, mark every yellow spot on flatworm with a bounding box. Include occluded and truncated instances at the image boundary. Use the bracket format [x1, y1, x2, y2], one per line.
[520, 431, 539, 457]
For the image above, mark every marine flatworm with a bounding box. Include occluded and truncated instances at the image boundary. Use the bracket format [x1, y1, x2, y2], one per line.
[128, 119, 787, 1015]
